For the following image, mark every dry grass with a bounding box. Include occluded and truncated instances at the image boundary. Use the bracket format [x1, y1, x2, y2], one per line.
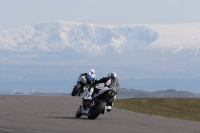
[114, 98, 200, 122]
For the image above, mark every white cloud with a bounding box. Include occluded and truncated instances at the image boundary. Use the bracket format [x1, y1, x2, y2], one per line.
[0, 21, 158, 55]
[1, 21, 200, 57]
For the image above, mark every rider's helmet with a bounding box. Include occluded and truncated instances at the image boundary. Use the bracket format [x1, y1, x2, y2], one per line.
[86, 69, 96, 84]
[107, 72, 117, 78]
[106, 72, 118, 87]
[89, 69, 95, 75]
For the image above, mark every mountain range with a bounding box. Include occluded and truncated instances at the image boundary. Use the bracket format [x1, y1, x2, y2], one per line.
[1, 21, 200, 55]
[0, 21, 200, 93]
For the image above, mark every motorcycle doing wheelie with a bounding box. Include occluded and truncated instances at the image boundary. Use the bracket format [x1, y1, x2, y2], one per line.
[75, 84, 118, 120]
[71, 74, 94, 96]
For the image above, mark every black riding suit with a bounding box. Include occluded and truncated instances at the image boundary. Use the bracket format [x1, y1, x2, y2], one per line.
[90, 76, 120, 110]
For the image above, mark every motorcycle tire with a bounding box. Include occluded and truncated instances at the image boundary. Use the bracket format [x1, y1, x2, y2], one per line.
[75, 107, 82, 118]
[71, 84, 82, 96]
[88, 100, 106, 120]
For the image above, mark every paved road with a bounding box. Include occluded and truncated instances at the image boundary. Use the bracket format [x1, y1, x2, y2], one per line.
[0, 95, 199, 133]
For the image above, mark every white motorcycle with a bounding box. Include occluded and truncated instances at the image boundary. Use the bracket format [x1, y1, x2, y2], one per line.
[71, 76, 90, 96]
[75, 84, 118, 119]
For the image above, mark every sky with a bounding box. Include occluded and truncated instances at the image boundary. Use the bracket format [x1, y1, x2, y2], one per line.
[1, 0, 200, 30]
[1, 0, 200, 93]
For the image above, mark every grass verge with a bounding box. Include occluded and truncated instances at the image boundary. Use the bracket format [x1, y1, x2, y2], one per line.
[114, 98, 200, 122]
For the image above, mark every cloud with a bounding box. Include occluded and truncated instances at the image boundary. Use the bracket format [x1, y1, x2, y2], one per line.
[0, 21, 158, 55]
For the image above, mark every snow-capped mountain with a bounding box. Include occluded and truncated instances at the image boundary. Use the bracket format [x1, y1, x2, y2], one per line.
[1, 21, 200, 94]
[146, 23, 200, 54]
[0, 21, 158, 55]
[1, 21, 200, 55]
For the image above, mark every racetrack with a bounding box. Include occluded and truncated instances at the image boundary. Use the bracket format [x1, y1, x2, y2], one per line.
[0, 95, 199, 133]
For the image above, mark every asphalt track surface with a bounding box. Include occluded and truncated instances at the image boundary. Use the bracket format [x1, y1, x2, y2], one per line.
[0, 95, 200, 133]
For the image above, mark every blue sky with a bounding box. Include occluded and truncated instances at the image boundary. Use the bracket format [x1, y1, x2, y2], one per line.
[1, 0, 200, 30]
[1, 0, 200, 93]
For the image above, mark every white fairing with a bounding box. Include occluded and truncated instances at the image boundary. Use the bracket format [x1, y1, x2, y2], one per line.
[105, 79, 111, 86]
[93, 87, 111, 98]
[79, 76, 87, 84]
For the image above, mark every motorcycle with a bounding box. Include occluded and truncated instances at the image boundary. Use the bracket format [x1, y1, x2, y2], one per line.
[71, 75, 90, 96]
[75, 84, 118, 120]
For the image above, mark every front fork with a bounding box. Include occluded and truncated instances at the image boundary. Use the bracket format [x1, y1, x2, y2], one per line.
[81, 99, 95, 115]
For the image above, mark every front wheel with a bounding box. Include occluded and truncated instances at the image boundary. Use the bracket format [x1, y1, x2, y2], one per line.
[71, 84, 82, 96]
[75, 106, 82, 118]
[88, 100, 106, 120]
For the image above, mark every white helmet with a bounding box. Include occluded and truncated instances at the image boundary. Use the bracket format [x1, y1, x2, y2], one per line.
[89, 69, 95, 75]
[86, 69, 96, 82]
[107, 72, 117, 78]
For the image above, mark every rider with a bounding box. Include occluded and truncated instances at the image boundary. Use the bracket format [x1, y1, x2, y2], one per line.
[79, 69, 96, 84]
[76, 69, 96, 96]
[86, 72, 120, 113]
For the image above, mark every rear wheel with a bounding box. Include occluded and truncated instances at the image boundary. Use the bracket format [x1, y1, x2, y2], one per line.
[71, 84, 82, 96]
[88, 100, 106, 120]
